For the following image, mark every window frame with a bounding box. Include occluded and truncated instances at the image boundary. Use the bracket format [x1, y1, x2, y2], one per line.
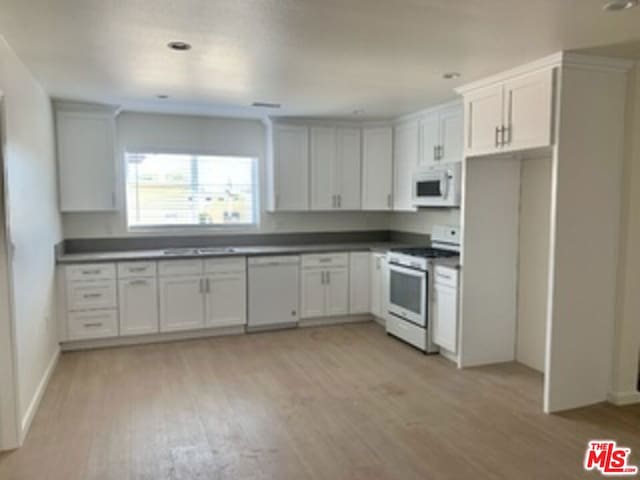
[123, 147, 261, 233]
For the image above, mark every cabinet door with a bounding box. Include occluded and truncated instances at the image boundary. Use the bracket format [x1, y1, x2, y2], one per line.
[438, 103, 464, 164]
[418, 111, 440, 166]
[465, 84, 504, 157]
[310, 126, 337, 210]
[326, 267, 349, 316]
[274, 125, 309, 211]
[503, 69, 554, 152]
[205, 272, 247, 328]
[119, 278, 159, 336]
[301, 269, 326, 318]
[370, 254, 384, 317]
[349, 252, 370, 314]
[361, 127, 393, 211]
[432, 283, 458, 353]
[57, 111, 116, 212]
[335, 127, 362, 210]
[159, 276, 205, 332]
[393, 121, 419, 211]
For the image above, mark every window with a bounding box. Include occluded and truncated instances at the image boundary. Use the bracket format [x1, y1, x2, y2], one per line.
[125, 152, 258, 228]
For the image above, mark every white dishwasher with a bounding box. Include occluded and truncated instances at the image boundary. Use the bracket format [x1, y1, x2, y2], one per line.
[248, 255, 300, 330]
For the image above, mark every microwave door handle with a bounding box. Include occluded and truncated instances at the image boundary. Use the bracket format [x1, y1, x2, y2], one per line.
[440, 174, 449, 199]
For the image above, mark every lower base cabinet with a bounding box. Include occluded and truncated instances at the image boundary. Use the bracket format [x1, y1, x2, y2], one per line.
[370, 253, 386, 318]
[205, 272, 247, 328]
[300, 254, 349, 319]
[119, 277, 159, 336]
[432, 265, 459, 353]
[67, 310, 118, 340]
[159, 275, 206, 332]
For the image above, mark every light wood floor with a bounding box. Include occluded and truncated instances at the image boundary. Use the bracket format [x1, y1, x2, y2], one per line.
[1, 322, 639, 479]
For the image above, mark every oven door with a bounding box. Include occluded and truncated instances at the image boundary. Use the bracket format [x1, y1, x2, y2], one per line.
[388, 263, 427, 326]
[413, 172, 449, 206]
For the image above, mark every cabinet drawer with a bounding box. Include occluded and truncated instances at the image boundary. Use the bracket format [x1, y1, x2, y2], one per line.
[67, 280, 117, 311]
[386, 316, 426, 351]
[158, 259, 204, 277]
[302, 253, 349, 269]
[204, 256, 246, 274]
[433, 265, 458, 288]
[68, 310, 118, 340]
[118, 261, 157, 279]
[66, 263, 116, 282]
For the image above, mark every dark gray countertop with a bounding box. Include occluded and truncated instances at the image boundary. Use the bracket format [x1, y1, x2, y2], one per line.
[56, 242, 410, 265]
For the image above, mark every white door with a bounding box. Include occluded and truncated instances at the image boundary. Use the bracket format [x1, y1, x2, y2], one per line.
[419, 111, 440, 166]
[57, 111, 116, 212]
[361, 127, 393, 210]
[205, 272, 247, 328]
[274, 125, 309, 211]
[393, 121, 419, 211]
[438, 104, 464, 164]
[349, 252, 370, 314]
[325, 267, 349, 316]
[159, 275, 205, 332]
[465, 84, 504, 157]
[310, 126, 337, 210]
[370, 254, 384, 317]
[503, 69, 554, 152]
[432, 283, 458, 353]
[335, 127, 362, 210]
[301, 269, 326, 318]
[119, 278, 159, 336]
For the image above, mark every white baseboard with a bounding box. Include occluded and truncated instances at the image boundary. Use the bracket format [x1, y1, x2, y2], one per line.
[20, 347, 60, 444]
[607, 390, 640, 406]
[298, 314, 372, 328]
[60, 325, 245, 351]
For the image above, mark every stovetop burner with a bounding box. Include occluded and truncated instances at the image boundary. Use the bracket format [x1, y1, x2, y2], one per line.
[391, 247, 459, 259]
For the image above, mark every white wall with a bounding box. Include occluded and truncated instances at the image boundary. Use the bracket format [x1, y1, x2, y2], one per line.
[388, 209, 460, 235]
[612, 62, 640, 403]
[0, 36, 62, 443]
[62, 112, 391, 239]
[516, 157, 552, 373]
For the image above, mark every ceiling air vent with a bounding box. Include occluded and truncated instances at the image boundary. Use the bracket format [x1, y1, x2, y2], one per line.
[252, 102, 281, 108]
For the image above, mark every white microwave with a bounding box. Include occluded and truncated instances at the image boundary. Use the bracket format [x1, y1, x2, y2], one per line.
[412, 163, 461, 207]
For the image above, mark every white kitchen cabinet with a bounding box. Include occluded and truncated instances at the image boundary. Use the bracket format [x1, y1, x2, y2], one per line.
[67, 310, 118, 341]
[272, 124, 310, 211]
[325, 268, 349, 316]
[159, 276, 206, 332]
[301, 270, 326, 318]
[503, 70, 554, 152]
[310, 126, 361, 210]
[300, 253, 350, 318]
[349, 252, 370, 314]
[56, 108, 117, 212]
[361, 126, 393, 210]
[418, 111, 440, 166]
[205, 271, 246, 328]
[393, 120, 419, 211]
[370, 253, 386, 318]
[463, 69, 554, 157]
[431, 265, 458, 353]
[119, 277, 159, 336]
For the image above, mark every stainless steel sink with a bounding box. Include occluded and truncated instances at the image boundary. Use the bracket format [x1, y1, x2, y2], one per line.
[197, 247, 237, 254]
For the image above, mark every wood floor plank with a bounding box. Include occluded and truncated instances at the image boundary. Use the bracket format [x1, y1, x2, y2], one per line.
[1, 322, 639, 479]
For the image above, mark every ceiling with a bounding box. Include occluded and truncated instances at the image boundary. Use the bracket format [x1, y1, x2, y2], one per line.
[1, 0, 639, 119]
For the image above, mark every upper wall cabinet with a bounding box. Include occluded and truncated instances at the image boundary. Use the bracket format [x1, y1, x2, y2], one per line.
[56, 105, 118, 212]
[361, 126, 393, 211]
[270, 124, 310, 211]
[418, 102, 463, 166]
[462, 69, 555, 157]
[393, 120, 419, 212]
[310, 126, 361, 211]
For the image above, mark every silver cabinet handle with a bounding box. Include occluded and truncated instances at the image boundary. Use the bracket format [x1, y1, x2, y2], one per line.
[504, 125, 511, 145]
[337, 195, 341, 208]
[206, 278, 211, 293]
[83, 293, 102, 299]
[84, 322, 103, 328]
[387, 194, 392, 208]
[439, 145, 444, 160]
[129, 267, 147, 273]
[495, 126, 500, 147]
[129, 279, 148, 286]
[82, 269, 101, 275]
[320, 271, 325, 285]
[433, 146, 437, 161]
[199, 278, 204, 293]
[318, 258, 332, 264]
[326, 270, 331, 284]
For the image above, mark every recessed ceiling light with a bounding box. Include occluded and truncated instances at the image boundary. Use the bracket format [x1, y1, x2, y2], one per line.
[603, 0, 638, 11]
[251, 102, 281, 108]
[167, 41, 192, 51]
[157, 94, 169, 99]
[443, 72, 461, 80]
